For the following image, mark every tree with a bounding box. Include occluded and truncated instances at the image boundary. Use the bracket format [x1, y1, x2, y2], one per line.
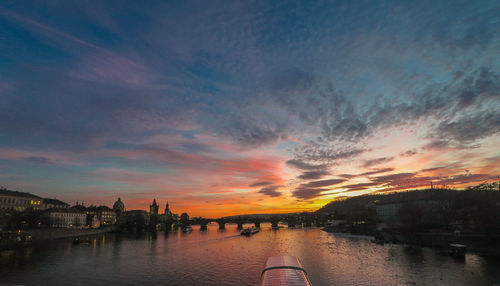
[22, 208, 42, 228]
[397, 202, 425, 233]
[180, 212, 190, 225]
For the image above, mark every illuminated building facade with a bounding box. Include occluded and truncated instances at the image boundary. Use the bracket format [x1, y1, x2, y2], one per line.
[0, 188, 42, 211]
[42, 198, 70, 210]
[96, 206, 116, 226]
[43, 208, 86, 228]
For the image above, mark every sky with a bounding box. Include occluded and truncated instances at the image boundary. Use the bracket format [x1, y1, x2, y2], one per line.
[1, 1, 499, 217]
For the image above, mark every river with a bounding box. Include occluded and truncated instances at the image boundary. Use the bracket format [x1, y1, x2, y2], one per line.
[1, 224, 499, 285]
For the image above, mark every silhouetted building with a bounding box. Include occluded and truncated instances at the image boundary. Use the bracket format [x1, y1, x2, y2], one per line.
[150, 199, 159, 216]
[113, 197, 125, 213]
[375, 202, 402, 222]
[113, 197, 125, 224]
[121, 210, 150, 229]
[160, 201, 177, 226]
[165, 201, 172, 216]
[375, 195, 446, 224]
[149, 199, 159, 227]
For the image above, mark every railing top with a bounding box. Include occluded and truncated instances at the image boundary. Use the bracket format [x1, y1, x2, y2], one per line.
[263, 255, 305, 273]
[261, 256, 312, 286]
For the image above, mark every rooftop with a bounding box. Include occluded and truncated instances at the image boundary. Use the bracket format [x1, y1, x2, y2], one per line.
[43, 198, 70, 206]
[0, 188, 41, 199]
[45, 207, 85, 213]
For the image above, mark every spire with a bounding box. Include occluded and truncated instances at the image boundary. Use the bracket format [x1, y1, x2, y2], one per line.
[165, 201, 170, 214]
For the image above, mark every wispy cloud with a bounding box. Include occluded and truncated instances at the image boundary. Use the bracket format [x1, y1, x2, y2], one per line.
[249, 181, 273, 187]
[297, 170, 330, 180]
[1, 1, 499, 215]
[362, 157, 394, 168]
[258, 185, 282, 197]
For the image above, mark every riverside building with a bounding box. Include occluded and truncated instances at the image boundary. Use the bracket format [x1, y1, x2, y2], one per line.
[42, 198, 70, 210]
[0, 188, 42, 211]
[43, 208, 86, 228]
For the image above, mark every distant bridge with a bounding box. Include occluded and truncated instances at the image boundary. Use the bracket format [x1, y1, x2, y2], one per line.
[167, 213, 331, 230]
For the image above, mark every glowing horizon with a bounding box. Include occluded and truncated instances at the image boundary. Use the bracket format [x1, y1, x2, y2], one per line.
[1, 1, 499, 217]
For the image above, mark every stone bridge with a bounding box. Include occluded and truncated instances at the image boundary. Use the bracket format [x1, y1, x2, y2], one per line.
[181, 213, 330, 230]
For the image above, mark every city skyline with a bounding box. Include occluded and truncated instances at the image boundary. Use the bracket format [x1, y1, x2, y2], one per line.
[1, 1, 499, 217]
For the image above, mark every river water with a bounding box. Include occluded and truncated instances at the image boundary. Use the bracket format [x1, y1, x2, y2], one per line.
[1, 224, 499, 286]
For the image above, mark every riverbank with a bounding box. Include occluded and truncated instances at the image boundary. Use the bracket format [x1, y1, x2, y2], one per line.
[322, 227, 500, 257]
[380, 230, 500, 257]
[29, 226, 117, 240]
[0, 226, 117, 250]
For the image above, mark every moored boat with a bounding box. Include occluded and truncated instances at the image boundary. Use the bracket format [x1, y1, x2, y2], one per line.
[73, 237, 90, 245]
[450, 243, 466, 257]
[0, 230, 32, 249]
[241, 226, 259, 236]
[181, 226, 193, 232]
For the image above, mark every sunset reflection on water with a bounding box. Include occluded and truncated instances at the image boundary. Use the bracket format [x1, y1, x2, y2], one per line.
[1, 225, 499, 286]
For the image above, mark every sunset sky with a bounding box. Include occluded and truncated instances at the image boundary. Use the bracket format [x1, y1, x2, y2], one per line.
[1, 1, 499, 217]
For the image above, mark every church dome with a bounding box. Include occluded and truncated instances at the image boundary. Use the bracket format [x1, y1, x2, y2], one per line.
[113, 197, 125, 211]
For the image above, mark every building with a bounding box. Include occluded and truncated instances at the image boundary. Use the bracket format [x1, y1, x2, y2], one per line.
[43, 208, 86, 228]
[42, 198, 70, 210]
[159, 202, 175, 224]
[164, 201, 175, 221]
[74, 204, 116, 227]
[165, 202, 172, 216]
[150, 199, 159, 216]
[72, 203, 93, 227]
[88, 214, 100, 228]
[375, 195, 447, 225]
[96, 206, 116, 226]
[113, 197, 125, 214]
[375, 202, 402, 222]
[0, 188, 43, 211]
[150, 199, 159, 227]
[113, 197, 125, 223]
[121, 210, 150, 228]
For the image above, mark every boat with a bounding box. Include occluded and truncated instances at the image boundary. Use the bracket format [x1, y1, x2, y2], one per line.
[181, 226, 193, 232]
[371, 232, 385, 245]
[449, 244, 466, 257]
[241, 226, 259, 236]
[370, 238, 384, 245]
[73, 237, 90, 245]
[261, 255, 312, 286]
[0, 231, 32, 249]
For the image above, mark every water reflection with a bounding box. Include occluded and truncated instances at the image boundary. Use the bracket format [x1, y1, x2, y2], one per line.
[0, 225, 499, 285]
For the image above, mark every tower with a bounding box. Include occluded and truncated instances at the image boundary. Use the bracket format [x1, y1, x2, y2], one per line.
[113, 197, 125, 222]
[149, 199, 159, 228]
[150, 199, 159, 216]
[165, 201, 172, 216]
[164, 201, 174, 231]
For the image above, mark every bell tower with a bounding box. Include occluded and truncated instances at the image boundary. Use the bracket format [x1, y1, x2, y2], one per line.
[150, 199, 159, 216]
